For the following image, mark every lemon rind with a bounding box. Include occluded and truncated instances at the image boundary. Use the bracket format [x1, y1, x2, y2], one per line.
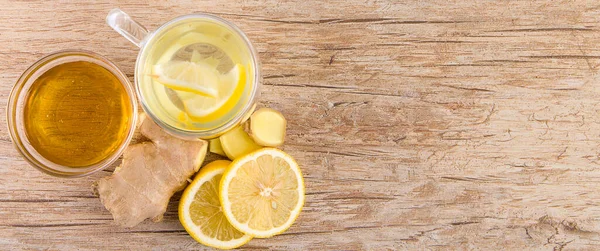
[219, 148, 305, 238]
[179, 161, 253, 249]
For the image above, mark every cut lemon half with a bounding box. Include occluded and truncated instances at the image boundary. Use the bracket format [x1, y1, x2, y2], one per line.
[152, 61, 219, 98]
[179, 160, 252, 249]
[220, 148, 305, 238]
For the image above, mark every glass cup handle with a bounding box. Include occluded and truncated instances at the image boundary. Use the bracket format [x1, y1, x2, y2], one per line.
[106, 8, 149, 48]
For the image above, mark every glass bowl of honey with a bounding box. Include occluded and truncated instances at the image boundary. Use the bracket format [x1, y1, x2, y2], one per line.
[7, 50, 138, 177]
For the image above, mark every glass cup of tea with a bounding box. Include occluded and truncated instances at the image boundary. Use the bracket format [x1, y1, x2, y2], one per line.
[106, 9, 261, 139]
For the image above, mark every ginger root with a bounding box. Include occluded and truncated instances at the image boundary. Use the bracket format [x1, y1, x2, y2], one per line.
[248, 108, 287, 147]
[93, 113, 207, 227]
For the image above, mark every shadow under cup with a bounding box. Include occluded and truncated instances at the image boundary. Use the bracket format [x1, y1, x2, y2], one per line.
[7, 50, 138, 178]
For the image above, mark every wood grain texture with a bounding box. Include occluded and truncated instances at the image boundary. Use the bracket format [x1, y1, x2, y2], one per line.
[2, 0, 600, 250]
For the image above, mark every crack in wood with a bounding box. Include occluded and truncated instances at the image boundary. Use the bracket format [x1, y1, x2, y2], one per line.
[314, 47, 356, 51]
[0, 199, 76, 203]
[375, 43, 411, 47]
[489, 27, 593, 32]
[201, 11, 265, 19]
[557, 147, 568, 160]
[63, 195, 98, 199]
[6, 223, 101, 228]
[475, 60, 533, 63]
[277, 229, 334, 236]
[440, 176, 485, 182]
[330, 101, 369, 108]
[319, 18, 471, 25]
[289, 224, 444, 240]
[438, 84, 495, 93]
[302, 149, 365, 158]
[237, 245, 270, 250]
[435, 63, 497, 67]
[381, 20, 471, 25]
[305, 191, 335, 196]
[523, 55, 600, 59]
[324, 196, 395, 201]
[340, 91, 405, 98]
[306, 176, 390, 183]
[450, 221, 480, 226]
[118, 229, 187, 234]
[252, 18, 314, 24]
[263, 74, 297, 79]
[80, 218, 112, 221]
[263, 82, 357, 90]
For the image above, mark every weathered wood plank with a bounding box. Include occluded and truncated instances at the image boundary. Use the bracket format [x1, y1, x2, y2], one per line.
[3, 0, 600, 250]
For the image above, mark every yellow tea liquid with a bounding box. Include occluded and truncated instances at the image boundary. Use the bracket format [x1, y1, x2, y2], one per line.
[138, 18, 256, 132]
[24, 61, 132, 167]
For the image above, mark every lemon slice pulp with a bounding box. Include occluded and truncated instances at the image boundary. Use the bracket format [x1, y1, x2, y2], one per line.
[219, 148, 305, 238]
[179, 160, 252, 249]
[152, 61, 219, 98]
[181, 64, 245, 119]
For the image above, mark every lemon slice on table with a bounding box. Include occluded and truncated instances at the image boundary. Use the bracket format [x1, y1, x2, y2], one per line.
[220, 148, 305, 238]
[179, 160, 252, 249]
[181, 64, 246, 121]
[152, 61, 219, 98]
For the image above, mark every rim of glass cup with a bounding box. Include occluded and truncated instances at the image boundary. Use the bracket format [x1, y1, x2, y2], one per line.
[134, 13, 261, 139]
[6, 50, 138, 178]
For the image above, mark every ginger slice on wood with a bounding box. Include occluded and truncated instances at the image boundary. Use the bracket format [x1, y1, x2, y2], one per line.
[209, 138, 226, 157]
[220, 125, 261, 160]
[248, 108, 287, 147]
[93, 113, 207, 227]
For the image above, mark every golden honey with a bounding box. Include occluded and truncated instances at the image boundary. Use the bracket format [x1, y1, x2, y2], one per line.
[23, 61, 132, 167]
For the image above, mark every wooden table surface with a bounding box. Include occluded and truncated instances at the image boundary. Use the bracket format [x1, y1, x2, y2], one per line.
[3, 1, 600, 250]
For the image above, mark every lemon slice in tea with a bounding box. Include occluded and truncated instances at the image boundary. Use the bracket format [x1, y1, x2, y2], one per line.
[152, 61, 219, 98]
[180, 64, 245, 120]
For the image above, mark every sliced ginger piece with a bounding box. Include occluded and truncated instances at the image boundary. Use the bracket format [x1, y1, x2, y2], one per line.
[93, 113, 208, 227]
[209, 138, 226, 157]
[248, 108, 287, 147]
[220, 125, 261, 160]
